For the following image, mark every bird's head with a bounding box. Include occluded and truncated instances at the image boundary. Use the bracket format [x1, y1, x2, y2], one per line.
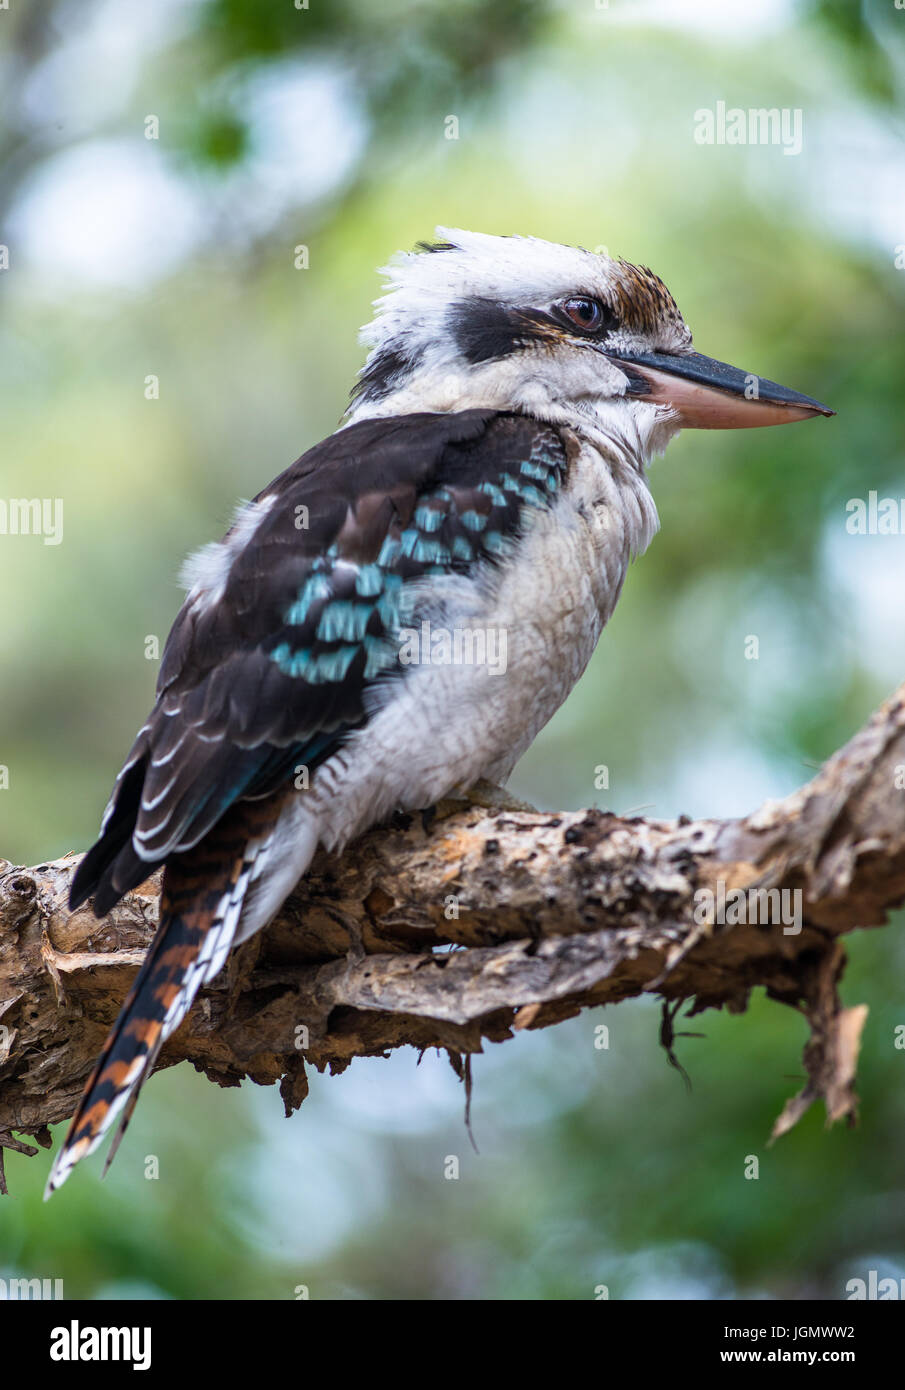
[347, 228, 832, 464]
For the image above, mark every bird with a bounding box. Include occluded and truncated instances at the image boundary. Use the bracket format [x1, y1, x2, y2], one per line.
[46, 228, 833, 1195]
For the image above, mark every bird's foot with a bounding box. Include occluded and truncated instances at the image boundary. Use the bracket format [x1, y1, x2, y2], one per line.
[434, 779, 537, 818]
[466, 778, 537, 813]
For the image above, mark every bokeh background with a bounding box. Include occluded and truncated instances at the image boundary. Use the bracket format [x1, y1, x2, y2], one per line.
[1, 0, 904, 1299]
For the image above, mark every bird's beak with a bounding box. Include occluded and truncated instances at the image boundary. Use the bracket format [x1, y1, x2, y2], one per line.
[610, 349, 835, 429]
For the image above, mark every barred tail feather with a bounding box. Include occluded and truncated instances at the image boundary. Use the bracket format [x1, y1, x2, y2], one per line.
[45, 805, 282, 1197]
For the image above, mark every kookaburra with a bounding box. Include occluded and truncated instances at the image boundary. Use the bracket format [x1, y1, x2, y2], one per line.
[48, 229, 833, 1195]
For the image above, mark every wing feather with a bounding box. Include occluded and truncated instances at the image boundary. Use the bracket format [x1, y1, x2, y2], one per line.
[70, 410, 568, 914]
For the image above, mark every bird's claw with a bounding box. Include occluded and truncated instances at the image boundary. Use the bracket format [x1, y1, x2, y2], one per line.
[432, 779, 537, 819]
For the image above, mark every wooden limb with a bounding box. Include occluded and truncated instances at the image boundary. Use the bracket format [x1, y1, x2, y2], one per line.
[1, 682, 903, 1184]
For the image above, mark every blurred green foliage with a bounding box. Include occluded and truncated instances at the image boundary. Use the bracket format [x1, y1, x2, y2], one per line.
[177, 0, 552, 161]
[0, 0, 903, 1300]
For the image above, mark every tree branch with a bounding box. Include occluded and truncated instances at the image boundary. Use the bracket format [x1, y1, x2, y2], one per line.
[2, 682, 904, 1184]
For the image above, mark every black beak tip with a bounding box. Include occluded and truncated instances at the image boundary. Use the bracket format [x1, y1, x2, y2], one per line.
[762, 391, 835, 418]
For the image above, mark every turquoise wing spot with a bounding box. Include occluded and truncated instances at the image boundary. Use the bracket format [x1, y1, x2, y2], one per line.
[400, 529, 451, 564]
[271, 640, 360, 683]
[284, 573, 332, 625]
[355, 564, 384, 597]
[460, 511, 487, 532]
[520, 459, 553, 483]
[519, 482, 548, 507]
[414, 505, 444, 533]
[483, 530, 507, 555]
[306, 644, 360, 684]
[420, 538, 451, 564]
[316, 600, 373, 643]
[376, 573, 403, 627]
[478, 481, 507, 507]
[270, 642, 312, 678]
[452, 534, 473, 562]
[499, 473, 546, 508]
[377, 535, 402, 567]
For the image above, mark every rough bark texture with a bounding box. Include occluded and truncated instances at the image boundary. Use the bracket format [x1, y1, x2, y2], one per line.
[1, 682, 904, 1189]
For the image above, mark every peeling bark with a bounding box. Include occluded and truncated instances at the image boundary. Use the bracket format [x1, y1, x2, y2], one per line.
[1, 682, 904, 1188]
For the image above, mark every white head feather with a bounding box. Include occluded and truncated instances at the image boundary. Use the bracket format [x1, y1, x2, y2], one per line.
[346, 227, 694, 467]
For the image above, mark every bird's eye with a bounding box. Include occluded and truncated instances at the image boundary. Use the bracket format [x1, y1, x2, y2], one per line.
[561, 296, 607, 332]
